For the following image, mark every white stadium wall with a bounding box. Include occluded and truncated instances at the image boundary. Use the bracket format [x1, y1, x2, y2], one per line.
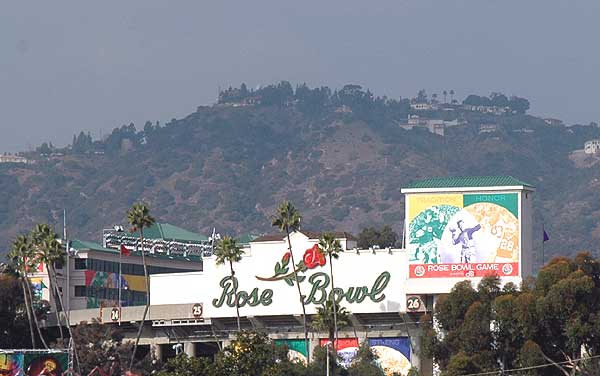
[151, 236, 409, 317]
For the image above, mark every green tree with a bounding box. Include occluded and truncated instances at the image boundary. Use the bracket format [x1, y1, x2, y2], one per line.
[305, 344, 341, 376]
[357, 226, 398, 249]
[422, 254, 600, 375]
[318, 232, 343, 343]
[7, 235, 37, 348]
[509, 96, 530, 114]
[155, 353, 214, 376]
[72, 319, 154, 376]
[214, 331, 291, 376]
[215, 235, 244, 331]
[312, 300, 350, 344]
[271, 201, 309, 362]
[7, 235, 49, 349]
[443, 351, 481, 376]
[31, 224, 66, 342]
[0, 269, 30, 349]
[127, 202, 156, 370]
[346, 341, 385, 376]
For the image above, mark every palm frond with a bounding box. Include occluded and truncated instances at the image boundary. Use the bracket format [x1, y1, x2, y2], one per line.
[214, 236, 244, 266]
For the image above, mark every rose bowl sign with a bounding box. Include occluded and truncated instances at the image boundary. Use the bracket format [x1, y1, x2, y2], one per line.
[150, 231, 408, 317]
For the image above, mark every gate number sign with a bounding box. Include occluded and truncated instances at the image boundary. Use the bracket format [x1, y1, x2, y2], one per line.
[110, 307, 121, 322]
[192, 303, 203, 318]
[406, 296, 424, 312]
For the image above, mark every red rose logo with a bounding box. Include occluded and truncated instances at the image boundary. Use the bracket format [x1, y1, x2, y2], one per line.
[303, 244, 326, 269]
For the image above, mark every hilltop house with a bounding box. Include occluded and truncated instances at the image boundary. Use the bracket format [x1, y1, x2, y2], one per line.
[410, 102, 436, 111]
[399, 115, 459, 136]
[0, 154, 31, 164]
[479, 124, 499, 134]
[462, 104, 510, 115]
[584, 139, 600, 154]
[544, 118, 563, 127]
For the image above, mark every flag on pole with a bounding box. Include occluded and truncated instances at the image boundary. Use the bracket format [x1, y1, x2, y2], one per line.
[543, 229, 550, 242]
[120, 244, 131, 256]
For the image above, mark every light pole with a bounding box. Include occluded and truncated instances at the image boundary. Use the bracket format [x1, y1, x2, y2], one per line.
[326, 341, 332, 376]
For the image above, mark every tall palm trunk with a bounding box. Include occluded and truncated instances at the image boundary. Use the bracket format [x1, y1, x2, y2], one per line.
[329, 254, 338, 347]
[50, 259, 80, 370]
[21, 279, 37, 348]
[285, 228, 310, 363]
[47, 263, 65, 341]
[25, 275, 49, 349]
[229, 260, 241, 331]
[130, 229, 150, 370]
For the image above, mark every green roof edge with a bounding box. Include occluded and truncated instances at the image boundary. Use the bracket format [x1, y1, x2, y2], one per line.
[402, 175, 535, 190]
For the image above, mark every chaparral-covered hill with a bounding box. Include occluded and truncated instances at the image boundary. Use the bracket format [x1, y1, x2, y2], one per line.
[1, 82, 599, 264]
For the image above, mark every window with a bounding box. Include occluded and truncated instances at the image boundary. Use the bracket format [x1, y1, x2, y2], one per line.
[74, 286, 86, 297]
[74, 259, 87, 270]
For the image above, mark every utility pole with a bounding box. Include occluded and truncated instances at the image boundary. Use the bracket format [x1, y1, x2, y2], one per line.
[64, 209, 69, 318]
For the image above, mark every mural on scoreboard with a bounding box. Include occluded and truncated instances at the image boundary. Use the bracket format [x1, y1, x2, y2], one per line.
[407, 193, 519, 278]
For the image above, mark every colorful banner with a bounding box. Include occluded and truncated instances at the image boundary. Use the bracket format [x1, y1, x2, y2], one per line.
[84, 271, 147, 292]
[0, 352, 68, 376]
[85, 271, 147, 308]
[29, 278, 47, 301]
[0, 353, 24, 376]
[368, 337, 411, 376]
[24, 352, 68, 376]
[407, 193, 520, 278]
[274, 339, 308, 365]
[319, 338, 359, 368]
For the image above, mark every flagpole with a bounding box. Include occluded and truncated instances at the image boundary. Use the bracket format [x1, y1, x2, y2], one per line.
[64, 209, 69, 321]
[119, 244, 122, 326]
[542, 223, 545, 267]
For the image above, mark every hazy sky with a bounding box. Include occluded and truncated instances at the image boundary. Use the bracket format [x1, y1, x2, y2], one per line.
[1, 1, 599, 152]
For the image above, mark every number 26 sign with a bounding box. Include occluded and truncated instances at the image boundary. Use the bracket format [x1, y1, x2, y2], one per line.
[406, 295, 426, 312]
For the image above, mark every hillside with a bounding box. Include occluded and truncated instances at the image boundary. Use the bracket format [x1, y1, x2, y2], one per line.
[1, 83, 599, 265]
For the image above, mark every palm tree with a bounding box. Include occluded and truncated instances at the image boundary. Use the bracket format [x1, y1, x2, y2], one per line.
[318, 232, 343, 346]
[31, 224, 66, 342]
[271, 201, 310, 362]
[312, 300, 350, 345]
[127, 202, 156, 370]
[214, 236, 244, 331]
[450, 89, 455, 103]
[8, 235, 40, 348]
[443, 90, 448, 104]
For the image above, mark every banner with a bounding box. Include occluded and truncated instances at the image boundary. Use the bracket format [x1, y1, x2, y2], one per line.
[274, 339, 308, 365]
[319, 338, 359, 368]
[85, 271, 147, 308]
[368, 337, 411, 376]
[0, 353, 23, 376]
[407, 193, 520, 278]
[0, 351, 68, 376]
[29, 278, 46, 301]
[24, 352, 68, 376]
